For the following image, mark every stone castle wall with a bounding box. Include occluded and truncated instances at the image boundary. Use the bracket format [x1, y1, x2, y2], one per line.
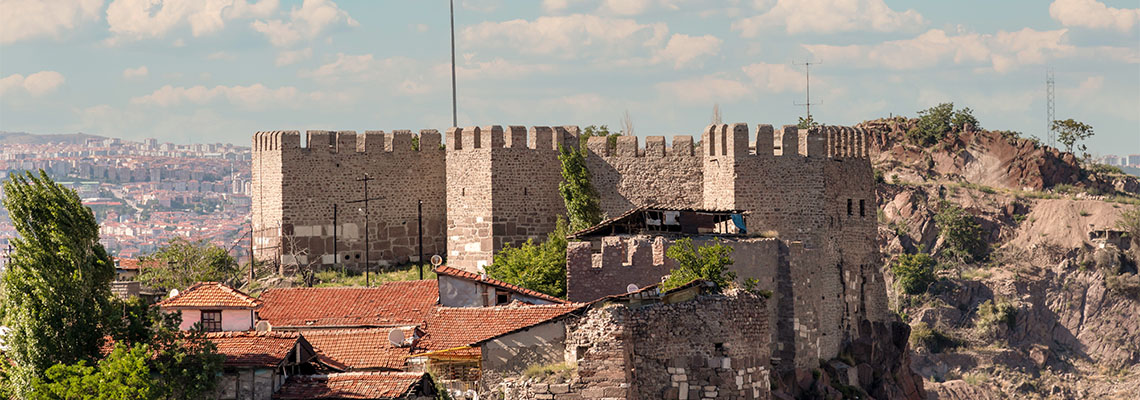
[584, 135, 704, 217]
[251, 130, 446, 268]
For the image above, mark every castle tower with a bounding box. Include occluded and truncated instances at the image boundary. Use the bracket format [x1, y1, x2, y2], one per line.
[445, 125, 577, 271]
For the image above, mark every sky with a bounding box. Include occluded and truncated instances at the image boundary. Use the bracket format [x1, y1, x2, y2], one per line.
[1, 0, 1137, 156]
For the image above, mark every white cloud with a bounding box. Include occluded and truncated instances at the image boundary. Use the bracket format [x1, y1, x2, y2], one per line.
[655, 34, 722, 69]
[461, 14, 668, 59]
[0, 71, 66, 97]
[275, 48, 313, 66]
[733, 0, 924, 36]
[656, 75, 753, 105]
[122, 66, 149, 79]
[251, 0, 357, 47]
[1050, 0, 1140, 32]
[740, 62, 801, 93]
[599, 0, 652, 15]
[300, 53, 439, 95]
[130, 84, 300, 109]
[106, 0, 278, 43]
[804, 28, 1074, 73]
[445, 58, 558, 80]
[0, 0, 102, 44]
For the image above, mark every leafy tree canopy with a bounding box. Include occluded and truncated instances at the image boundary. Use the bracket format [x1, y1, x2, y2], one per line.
[907, 103, 979, 146]
[934, 201, 988, 262]
[797, 115, 821, 129]
[487, 218, 570, 298]
[662, 238, 736, 291]
[137, 237, 237, 292]
[1, 170, 115, 395]
[558, 145, 603, 232]
[1052, 118, 1094, 156]
[892, 252, 937, 295]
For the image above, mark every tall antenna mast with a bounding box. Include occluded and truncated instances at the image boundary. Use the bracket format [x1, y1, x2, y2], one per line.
[450, 0, 458, 128]
[794, 59, 821, 121]
[1046, 68, 1055, 147]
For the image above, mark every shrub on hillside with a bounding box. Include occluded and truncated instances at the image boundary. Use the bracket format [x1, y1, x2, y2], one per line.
[934, 202, 988, 262]
[909, 322, 960, 353]
[906, 103, 979, 147]
[892, 252, 937, 295]
[975, 299, 1017, 339]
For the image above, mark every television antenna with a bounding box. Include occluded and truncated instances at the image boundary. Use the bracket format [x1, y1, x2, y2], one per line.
[793, 59, 822, 123]
[1046, 68, 1056, 147]
[388, 328, 406, 347]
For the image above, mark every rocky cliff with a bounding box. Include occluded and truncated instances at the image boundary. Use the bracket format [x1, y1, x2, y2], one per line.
[863, 119, 1140, 399]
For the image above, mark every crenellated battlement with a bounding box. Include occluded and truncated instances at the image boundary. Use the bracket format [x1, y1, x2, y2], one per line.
[251, 130, 443, 154]
[445, 125, 580, 151]
[584, 135, 698, 158]
[700, 123, 870, 159]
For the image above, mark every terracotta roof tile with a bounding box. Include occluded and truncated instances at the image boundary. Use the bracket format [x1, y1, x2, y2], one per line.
[304, 328, 415, 371]
[206, 331, 302, 368]
[434, 266, 567, 304]
[157, 282, 261, 310]
[257, 280, 438, 328]
[416, 303, 586, 352]
[274, 372, 428, 399]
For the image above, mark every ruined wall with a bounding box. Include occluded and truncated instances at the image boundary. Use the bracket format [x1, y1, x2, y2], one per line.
[497, 291, 771, 400]
[446, 126, 576, 271]
[252, 130, 447, 269]
[585, 135, 703, 217]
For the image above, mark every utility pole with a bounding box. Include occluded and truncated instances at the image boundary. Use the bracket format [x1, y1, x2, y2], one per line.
[346, 175, 383, 286]
[248, 225, 254, 285]
[417, 200, 424, 280]
[794, 59, 821, 123]
[332, 203, 338, 272]
[450, 0, 458, 128]
[1046, 68, 1056, 148]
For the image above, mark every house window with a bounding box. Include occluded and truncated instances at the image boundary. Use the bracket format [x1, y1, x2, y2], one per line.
[201, 310, 222, 332]
[859, 199, 866, 217]
[847, 199, 853, 216]
[495, 290, 510, 305]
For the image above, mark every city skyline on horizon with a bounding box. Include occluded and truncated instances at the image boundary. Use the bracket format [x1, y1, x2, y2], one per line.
[2, 0, 1138, 156]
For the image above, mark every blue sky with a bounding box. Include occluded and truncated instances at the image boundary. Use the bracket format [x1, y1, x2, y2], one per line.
[1, 0, 1137, 156]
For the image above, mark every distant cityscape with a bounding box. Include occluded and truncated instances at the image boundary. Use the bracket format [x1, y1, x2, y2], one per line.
[0, 135, 252, 266]
[1095, 153, 1140, 169]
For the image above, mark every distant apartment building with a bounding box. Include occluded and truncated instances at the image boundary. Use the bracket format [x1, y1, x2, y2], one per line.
[1130, 154, 1140, 167]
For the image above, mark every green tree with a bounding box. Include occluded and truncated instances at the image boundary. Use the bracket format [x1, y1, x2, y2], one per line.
[662, 238, 736, 291]
[487, 218, 570, 298]
[891, 252, 937, 295]
[578, 125, 621, 151]
[558, 145, 603, 232]
[137, 237, 237, 292]
[934, 202, 988, 262]
[907, 103, 979, 146]
[1, 170, 115, 395]
[1052, 118, 1094, 156]
[32, 344, 155, 400]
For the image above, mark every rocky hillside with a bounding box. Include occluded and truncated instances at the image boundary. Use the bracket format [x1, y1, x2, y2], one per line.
[863, 118, 1140, 399]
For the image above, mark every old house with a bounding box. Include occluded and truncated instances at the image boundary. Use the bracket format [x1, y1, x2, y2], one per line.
[303, 327, 418, 371]
[207, 331, 319, 400]
[273, 372, 437, 400]
[158, 281, 261, 332]
[434, 265, 567, 307]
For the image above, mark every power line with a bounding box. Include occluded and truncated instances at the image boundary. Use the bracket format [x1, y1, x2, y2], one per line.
[793, 59, 821, 121]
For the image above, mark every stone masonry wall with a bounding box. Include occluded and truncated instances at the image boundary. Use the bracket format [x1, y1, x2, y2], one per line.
[445, 125, 577, 271]
[252, 130, 446, 269]
[495, 291, 771, 400]
[585, 135, 703, 217]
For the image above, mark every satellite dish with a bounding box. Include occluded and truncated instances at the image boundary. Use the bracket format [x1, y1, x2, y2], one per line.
[430, 254, 443, 267]
[626, 284, 639, 293]
[168, 289, 179, 298]
[255, 321, 271, 332]
[388, 329, 406, 347]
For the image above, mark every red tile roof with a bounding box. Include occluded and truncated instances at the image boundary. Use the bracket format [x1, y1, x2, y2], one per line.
[416, 303, 586, 352]
[304, 328, 415, 371]
[434, 266, 567, 304]
[157, 282, 261, 310]
[206, 331, 303, 368]
[257, 280, 438, 328]
[274, 372, 429, 399]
